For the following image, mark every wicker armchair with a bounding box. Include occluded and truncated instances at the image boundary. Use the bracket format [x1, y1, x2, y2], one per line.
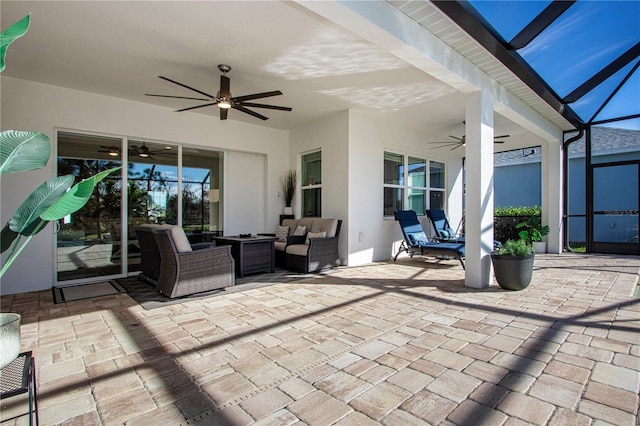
[134, 225, 172, 285]
[152, 228, 235, 298]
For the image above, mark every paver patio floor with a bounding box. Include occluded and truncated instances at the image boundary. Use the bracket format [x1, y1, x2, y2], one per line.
[1, 253, 639, 425]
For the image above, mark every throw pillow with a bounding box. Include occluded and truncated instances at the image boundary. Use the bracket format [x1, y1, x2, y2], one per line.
[305, 231, 326, 244]
[170, 226, 193, 253]
[407, 231, 428, 246]
[276, 225, 289, 242]
[438, 229, 453, 239]
[293, 225, 307, 236]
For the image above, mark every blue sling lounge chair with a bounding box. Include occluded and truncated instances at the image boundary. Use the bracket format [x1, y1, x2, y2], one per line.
[426, 209, 463, 242]
[394, 210, 465, 269]
[426, 209, 502, 249]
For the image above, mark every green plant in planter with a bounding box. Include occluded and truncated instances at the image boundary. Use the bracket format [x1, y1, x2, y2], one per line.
[491, 238, 534, 290]
[516, 216, 549, 245]
[280, 169, 298, 210]
[494, 238, 533, 256]
[0, 14, 120, 278]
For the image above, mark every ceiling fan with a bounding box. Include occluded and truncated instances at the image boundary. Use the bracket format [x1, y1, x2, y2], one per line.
[429, 134, 510, 150]
[145, 64, 292, 121]
[99, 142, 174, 160]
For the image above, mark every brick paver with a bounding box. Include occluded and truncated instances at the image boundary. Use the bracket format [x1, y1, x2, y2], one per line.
[1, 253, 638, 425]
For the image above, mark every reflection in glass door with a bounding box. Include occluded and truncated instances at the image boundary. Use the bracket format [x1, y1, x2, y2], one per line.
[56, 132, 123, 282]
[57, 132, 225, 283]
[592, 161, 639, 254]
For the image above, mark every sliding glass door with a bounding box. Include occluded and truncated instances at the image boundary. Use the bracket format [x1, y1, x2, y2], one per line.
[57, 132, 124, 282]
[56, 131, 224, 284]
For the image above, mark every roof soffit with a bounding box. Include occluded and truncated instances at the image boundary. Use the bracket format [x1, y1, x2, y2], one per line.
[387, 0, 575, 132]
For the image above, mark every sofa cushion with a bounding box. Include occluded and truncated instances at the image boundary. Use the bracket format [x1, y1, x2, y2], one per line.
[306, 231, 326, 244]
[296, 217, 316, 232]
[274, 241, 287, 252]
[293, 225, 307, 236]
[281, 218, 298, 230]
[285, 244, 309, 256]
[170, 226, 193, 253]
[276, 225, 289, 242]
[309, 218, 339, 237]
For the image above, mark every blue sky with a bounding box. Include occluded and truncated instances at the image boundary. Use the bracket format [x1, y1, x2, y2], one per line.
[469, 0, 639, 130]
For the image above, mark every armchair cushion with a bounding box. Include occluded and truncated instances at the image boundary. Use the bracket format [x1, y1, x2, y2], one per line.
[170, 226, 192, 253]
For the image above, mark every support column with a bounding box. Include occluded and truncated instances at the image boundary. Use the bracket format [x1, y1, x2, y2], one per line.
[464, 91, 495, 288]
[541, 140, 563, 253]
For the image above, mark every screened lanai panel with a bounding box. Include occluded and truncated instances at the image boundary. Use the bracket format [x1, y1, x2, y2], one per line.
[466, 0, 640, 126]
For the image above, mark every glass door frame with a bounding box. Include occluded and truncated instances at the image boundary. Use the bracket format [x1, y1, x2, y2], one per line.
[589, 159, 639, 254]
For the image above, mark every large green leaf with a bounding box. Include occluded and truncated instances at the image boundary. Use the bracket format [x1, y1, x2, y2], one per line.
[0, 223, 19, 254]
[9, 175, 75, 234]
[0, 130, 51, 174]
[0, 14, 30, 73]
[40, 167, 121, 220]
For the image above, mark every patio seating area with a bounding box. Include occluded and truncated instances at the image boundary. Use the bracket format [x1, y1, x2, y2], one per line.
[1, 253, 639, 425]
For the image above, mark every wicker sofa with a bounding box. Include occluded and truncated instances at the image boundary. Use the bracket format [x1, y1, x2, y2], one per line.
[274, 217, 342, 273]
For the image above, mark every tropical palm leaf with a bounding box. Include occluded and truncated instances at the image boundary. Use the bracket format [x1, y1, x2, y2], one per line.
[8, 175, 75, 235]
[0, 130, 51, 174]
[40, 167, 121, 220]
[0, 13, 30, 73]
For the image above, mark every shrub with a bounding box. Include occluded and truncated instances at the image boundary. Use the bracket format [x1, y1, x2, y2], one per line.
[494, 239, 533, 256]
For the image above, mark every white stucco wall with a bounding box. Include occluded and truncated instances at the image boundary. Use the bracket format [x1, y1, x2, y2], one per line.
[0, 77, 290, 294]
[290, 109, 465, 268]
[289, 111, 350, 265]
[347, 110, 461, 265]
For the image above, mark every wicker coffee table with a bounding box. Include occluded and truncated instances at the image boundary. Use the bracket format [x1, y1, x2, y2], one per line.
[212, 235, 277, 277]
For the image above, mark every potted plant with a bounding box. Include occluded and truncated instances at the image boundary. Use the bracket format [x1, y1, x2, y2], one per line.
[0, 14, 120, 368]
[516, 215, 549, 254]
[490, 238, 535, 290]
[280, 169, 297, 215]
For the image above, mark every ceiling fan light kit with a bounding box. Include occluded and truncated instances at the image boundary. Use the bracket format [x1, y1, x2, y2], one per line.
[145, 64, 292, 121]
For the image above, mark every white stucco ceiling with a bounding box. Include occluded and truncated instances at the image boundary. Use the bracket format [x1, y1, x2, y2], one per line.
[1, 1, 566, 150]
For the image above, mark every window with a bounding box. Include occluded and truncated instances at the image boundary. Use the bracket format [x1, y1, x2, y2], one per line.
[301, 151, 321, 217]
[384, 152, 444, 216]
[384, 152, 404, 216]
[429, 161, 446, 210]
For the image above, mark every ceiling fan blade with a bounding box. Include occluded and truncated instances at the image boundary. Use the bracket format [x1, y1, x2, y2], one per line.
[495, 134, 510, 139]
[494, 140, 506, 144]
[232, 105, 269, 120]
[239, 102, 292, 111]
[220, 75, 231, 98]
[449, 135, 464, 142]
[145, 94, 211, 101]
[175, 102, 218, 112]
[450, 144, 463, 151]
[233, 90, 282, 103]
[158, 76, 216, 99]
[220, 108, 228, 120]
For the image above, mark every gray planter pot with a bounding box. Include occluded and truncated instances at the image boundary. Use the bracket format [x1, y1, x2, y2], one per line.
[491, 253, 535, 291]
[0, 313, 21, 368]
